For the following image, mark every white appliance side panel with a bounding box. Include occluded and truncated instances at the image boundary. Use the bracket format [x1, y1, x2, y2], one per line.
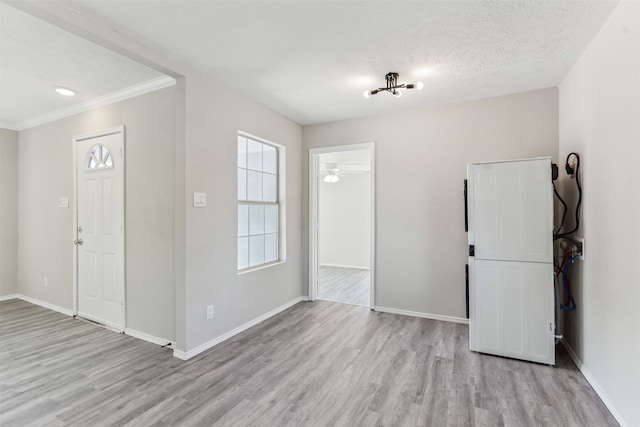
[469, 159, 553, 263]
[469, 259, 555, 365]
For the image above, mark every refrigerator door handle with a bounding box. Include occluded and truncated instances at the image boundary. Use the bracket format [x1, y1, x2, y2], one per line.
[464, 179, 468, 232]
[465, 264, 469, 319]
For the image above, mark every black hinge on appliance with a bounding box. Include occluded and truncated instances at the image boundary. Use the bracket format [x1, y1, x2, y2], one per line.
[468, 245, 475, 257]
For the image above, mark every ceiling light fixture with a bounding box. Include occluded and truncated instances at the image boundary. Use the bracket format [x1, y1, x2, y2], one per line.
[323, 167, 341, 183]
[324, 174, 339, 183]
[55, 87, 75, 96]
[363, 72, 423, 98]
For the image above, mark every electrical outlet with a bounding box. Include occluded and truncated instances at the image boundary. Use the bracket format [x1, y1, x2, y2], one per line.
[576, 237, 585, 261]
[44, 276, 48, 288]
[206, 305, 214, 320]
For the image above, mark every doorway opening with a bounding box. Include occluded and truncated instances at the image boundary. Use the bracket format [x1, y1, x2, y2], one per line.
[309, 143, 374, 308]
[73, 126, 126, 331]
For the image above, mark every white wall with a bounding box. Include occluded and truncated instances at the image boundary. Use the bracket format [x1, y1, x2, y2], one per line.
[559, 2, 640, 426]
[303, 88, 559, 319]
[0, 129, 19, 297]
[17, 87, 176, 342]
[319, 172, 371, 269]
[181, 73, 303, 353]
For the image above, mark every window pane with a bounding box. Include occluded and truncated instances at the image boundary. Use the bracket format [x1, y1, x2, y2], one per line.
[265, 205, 277, 233]
[249, 235, 265, 267]
[263, 145, 277, 174]
[238, 237, 249, 270]
[263, 173, 277, 202]
[247, 170, 262, 201]
[247, 139, 263, 171]
[237, 136, 247, 168]
[237, 168, 247, 200]
[249, 205, 264, 235]
[237, 134, 282, 271]
[265, 233, 278, 263]
[238, 204, 249, 237]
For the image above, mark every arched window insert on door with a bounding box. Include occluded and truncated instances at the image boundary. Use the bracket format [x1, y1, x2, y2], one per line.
[86, 144, 114, 170]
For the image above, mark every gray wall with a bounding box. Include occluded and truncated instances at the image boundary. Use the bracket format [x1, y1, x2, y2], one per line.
[0, 129, 19, 297]
[18, 87, 176, 342]
[303, 88, 559, 319]
[559, 2, 640, 425]
[180, 73, 303, 352]
[319, 172, 371, 269]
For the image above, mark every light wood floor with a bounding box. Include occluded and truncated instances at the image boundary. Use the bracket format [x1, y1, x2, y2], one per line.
[0, 299, 617, 427]
[317, 265, 370, 306]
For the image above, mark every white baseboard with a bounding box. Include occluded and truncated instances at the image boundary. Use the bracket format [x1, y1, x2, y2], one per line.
[0, 294, 19, 302]
[561, 339, 630, 427]
[174, 296, 307, 360]
[374, 305, 469, 325]
[9, 294, 176, 349]
[17, 294, 74, 317]
[319, 263, 370, 270]
[125, 328, 175, 349]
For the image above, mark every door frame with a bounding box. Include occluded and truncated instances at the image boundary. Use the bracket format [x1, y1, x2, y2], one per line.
[308, 142, 375, 308]
[72, 125, 126, 330]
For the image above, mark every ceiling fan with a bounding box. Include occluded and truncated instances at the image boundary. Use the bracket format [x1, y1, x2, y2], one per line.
[322, 166, 343, 183]
[320, 163, 369, 183]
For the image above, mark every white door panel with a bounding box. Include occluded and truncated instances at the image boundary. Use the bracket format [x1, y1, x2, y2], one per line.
[469, 159, 553, 263]
[469, 259, 555, 365]
[76, 130, 124, 330]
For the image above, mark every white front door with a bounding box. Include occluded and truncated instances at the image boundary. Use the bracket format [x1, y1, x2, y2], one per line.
[75, 128, 125, 330]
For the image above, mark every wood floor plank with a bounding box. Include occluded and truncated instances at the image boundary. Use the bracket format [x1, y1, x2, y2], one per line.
[317, 266, 370, 306]
[0, 299, 619, 427]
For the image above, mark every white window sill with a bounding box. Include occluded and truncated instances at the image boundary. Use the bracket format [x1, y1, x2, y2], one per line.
[238, 260, 285, 275]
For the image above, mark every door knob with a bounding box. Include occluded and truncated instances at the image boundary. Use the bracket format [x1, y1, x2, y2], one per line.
[74, 239, 84, 245]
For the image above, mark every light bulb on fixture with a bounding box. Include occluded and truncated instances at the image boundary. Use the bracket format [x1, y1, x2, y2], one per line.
[55, 87, 75, 96]
[323, 174, 340, 183]
[363, 90, 370, 98]
[416, 81, 424, 90]
[394, 90, 402, 98]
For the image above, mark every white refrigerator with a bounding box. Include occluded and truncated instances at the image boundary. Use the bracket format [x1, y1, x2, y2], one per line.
[466, 157, 555, 365]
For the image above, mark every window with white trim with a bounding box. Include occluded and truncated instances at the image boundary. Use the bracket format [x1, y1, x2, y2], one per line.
[237, 134, 282, 270]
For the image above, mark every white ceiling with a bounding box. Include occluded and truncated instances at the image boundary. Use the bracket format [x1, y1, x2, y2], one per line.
[0, 2, 166, 128]
[1, 1, 618, 128]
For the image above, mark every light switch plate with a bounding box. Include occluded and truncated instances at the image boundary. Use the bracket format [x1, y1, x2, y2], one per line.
[58, 197, 69, 208]
[193, 192, 206, 207]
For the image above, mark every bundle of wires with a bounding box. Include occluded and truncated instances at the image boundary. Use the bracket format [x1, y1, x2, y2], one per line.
[555, 252, 579, 311]
[554, 153, 581, 239]
[552, 153, 582, 312]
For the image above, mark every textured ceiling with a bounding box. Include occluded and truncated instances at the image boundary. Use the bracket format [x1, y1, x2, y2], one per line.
[65, 0, 618, 125]
[0, 3, 165, 127]
[2, 1, 619, 127]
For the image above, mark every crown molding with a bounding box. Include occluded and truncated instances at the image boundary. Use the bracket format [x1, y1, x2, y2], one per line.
[10, 75, 176, 131]
[0, 121, 20, 131]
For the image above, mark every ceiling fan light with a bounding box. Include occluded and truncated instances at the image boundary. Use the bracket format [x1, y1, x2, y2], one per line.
[416, 81, 424, 90]
[393, 90, 402, 97]
[323, 173, 339, 183]
[363, 90, 370, 98]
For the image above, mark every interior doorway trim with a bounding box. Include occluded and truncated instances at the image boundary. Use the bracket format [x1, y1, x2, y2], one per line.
[72, 125, 126, 331]
[308, 142, 375, 308]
